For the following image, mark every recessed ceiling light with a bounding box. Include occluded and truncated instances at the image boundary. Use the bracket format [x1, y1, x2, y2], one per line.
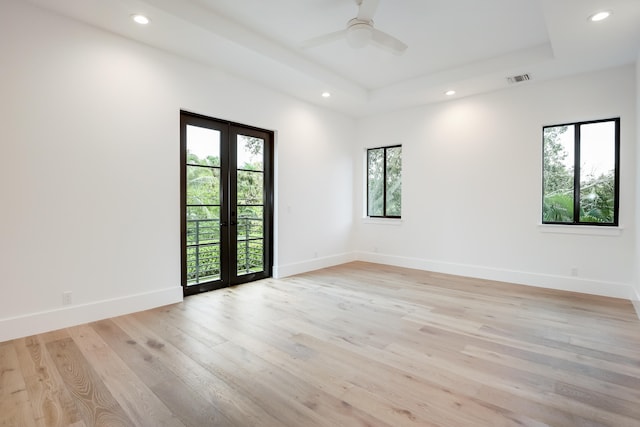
[132, 14, 150, 25]
[321, 92, 331, 98]
[588, 10, 611, 22]
[445, 90, 456, 96]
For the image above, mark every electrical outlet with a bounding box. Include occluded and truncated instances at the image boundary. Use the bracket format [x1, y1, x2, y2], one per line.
[570, 267, 578, 277]
[63, 291, 72, 306]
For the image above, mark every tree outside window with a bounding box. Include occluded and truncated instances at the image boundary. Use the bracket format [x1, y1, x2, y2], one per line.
[367, 145, 402, 218]
[542, 118, 619, 225]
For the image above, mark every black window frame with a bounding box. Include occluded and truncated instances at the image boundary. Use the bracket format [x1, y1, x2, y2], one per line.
[366, 144, 402, 219]
[542, 117, 620, 226]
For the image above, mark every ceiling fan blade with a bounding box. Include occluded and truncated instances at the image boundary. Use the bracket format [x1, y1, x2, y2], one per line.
[301, 29, 348, 49]
[356, 0, 380, 22]
[371, 28, 408, 55]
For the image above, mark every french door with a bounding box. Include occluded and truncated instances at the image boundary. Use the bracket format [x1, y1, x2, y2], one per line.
[180, 111, 273, 296]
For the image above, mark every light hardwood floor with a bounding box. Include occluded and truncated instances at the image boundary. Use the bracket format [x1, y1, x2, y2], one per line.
[2, 261, 640, 426]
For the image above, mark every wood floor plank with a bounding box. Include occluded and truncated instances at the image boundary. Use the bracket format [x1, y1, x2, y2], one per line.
[461, 344, 640, 404]
[1, 261, 639, 426]
[66, 324, 186, 427]
[288, 326, 527, 426]
[13, 336, 83, 427]
[45, 338, 134, 426]
[91, 319, 234, 427]
[117, 311, 285, 427]
[0, 342, 38, 427]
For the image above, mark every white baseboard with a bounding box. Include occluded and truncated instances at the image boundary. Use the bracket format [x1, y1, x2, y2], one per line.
[0, 287, 183, 343]
[7, 253, 632, 343]
[273, 252, 356, 278]
[633, 289, 640, 320]
[355, 251, 635, 300]
[633, 300, 640, 320]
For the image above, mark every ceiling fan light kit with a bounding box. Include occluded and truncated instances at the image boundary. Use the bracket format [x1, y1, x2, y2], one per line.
[346, 19, 373, 48]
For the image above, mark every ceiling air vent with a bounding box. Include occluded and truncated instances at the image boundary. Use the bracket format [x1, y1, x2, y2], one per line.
[507, 73, 531, 84]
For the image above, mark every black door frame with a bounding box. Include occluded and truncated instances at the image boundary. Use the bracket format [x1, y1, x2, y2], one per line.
[180, 111, 274, 296]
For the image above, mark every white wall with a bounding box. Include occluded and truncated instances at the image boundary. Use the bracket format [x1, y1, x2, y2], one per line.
[354, 66, 637, 299]
[0, 0, 355, 341]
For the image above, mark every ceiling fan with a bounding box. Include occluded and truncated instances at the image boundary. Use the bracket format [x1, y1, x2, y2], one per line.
[302, 0, 408, 55]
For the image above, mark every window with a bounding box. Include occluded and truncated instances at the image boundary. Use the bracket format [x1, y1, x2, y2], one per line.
[542, 118, 619, 226]
[367, 145, 402, 218]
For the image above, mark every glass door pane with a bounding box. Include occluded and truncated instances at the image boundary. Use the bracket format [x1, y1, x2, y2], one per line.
[543, 125, 575, 223]
[236, 134, 265, 276]
[185, 125, 222, 286]
[579, 121, 616, 223]
[385, 146, 402, 217]
[367, 148, 384, 216]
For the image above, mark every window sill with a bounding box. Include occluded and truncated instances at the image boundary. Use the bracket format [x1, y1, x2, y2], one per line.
[537, 224, 623, 236]
[362, 217, 403, 226]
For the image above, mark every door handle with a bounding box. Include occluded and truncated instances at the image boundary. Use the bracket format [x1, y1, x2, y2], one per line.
[220, 221, 228, 226]
[230, 220, 237, 226]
